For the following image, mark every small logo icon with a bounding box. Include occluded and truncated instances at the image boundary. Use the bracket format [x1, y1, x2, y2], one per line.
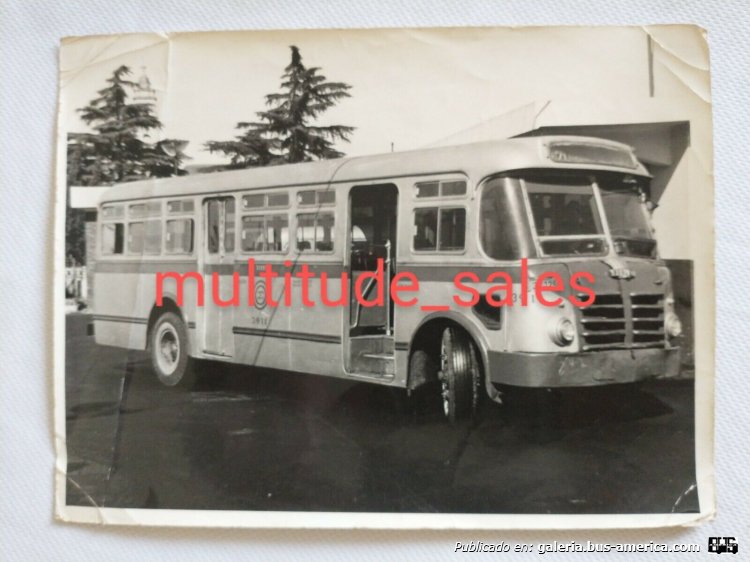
[254, 281, 267, 310]
[609, 267, 635, 280]
[603, 257, 636, 280]
[708, 537, 738, 554]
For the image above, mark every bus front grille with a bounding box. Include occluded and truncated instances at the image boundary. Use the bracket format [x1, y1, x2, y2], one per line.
[579, 293, 626, 350]
[578, 292, 665, 351]
[630, 293, 665, 347]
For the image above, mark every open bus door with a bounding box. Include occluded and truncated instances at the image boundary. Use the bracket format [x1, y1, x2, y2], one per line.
[347, 184, 398, 377]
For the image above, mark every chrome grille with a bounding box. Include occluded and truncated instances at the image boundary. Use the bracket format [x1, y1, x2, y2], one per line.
[578, 292, 665, 351]
[579, 293, 626, 350]
[630, 293, 665, 348]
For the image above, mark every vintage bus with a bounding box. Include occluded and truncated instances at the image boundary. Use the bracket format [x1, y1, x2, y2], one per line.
[92, 136, 682, 421]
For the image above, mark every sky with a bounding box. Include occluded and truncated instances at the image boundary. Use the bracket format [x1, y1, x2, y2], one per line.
[59, 26, 708, 166]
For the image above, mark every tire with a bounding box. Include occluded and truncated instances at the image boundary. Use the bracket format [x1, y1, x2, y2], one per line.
[439, 327, 479, 423]
[149, 312, 192, 387]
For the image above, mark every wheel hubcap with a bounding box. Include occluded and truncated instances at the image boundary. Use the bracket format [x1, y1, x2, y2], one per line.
[156, 324, 180, 376]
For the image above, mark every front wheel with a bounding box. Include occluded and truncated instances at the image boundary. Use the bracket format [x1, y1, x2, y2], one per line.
[439, 327, 481, 423]
[149, 312, 192, 387]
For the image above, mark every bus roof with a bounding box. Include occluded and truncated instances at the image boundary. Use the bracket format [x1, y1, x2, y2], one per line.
[99, 135, 650, 204]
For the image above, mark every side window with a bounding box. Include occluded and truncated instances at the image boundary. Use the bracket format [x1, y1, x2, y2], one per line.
[101, 223, 124, 255]
[206, 198, 235, 254]
[129, 204, 146, 218]
[167, 199, 195, 214]
[439, 208, 466, 250]
[243, 194, 265, 209]
[318, 191, 336, 205]
[297, 189, 336, 207]
[143, 220, 162, 254]
[266, 215, 289, 252]
[415, 179, 467, 198]
[207, 200, 221, 254]
[242, 216, 265, 252]
[242, 192, 290, 210]
[225, 198, 235, 253]
[297, 212, 335, 253]
[297, 191, 317, 206]
[442, 180, 467, 197]
[416, 181, 439, 199]
[267, 193, 289, 207]
[165, 198, 195, 255]
[413, 208, 438, 250]
[166, 219, 194, 254]
[317, 213, 335, 251]
[102, 205, 125, 219]
[413, 207, 466, 252]
[239, 192, 288, 253]
[128, 201, 162, 255]
[129, 201, 161, 218]
[241, 215, 289, 252]
[128, 222, 145, 254]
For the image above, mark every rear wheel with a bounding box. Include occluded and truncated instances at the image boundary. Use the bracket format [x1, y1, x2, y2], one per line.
[149, 312, 192, 387]
[439, 327, 481, 423]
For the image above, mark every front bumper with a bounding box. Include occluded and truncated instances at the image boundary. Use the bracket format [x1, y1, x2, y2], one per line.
[487, 347, 681, 387]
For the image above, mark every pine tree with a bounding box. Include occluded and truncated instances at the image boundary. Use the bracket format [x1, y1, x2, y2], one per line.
[72, 65, 182, 183]
[206, 46, 353, 167]
[205, 128, 281, 168]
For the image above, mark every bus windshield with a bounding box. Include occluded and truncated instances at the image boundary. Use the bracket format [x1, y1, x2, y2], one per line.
[523, 175, 657, 258]
[524, 179, 608, 256]
[599, 187, 656, 258]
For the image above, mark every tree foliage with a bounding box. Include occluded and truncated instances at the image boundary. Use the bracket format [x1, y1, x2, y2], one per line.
[65, 208, 87, 265]
[67, 65, 188, 186]
[206, 46, 354, 167]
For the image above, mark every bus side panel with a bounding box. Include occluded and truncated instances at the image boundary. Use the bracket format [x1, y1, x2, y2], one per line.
[93, 270, 149, 350]
[93, 319, 147, 350]
[231, 268, 346, 376]
[231, 336, 293, 371]
[289, 341, 344, 377]
[288, 272, 346, 376]
[231, 274, 292, 372]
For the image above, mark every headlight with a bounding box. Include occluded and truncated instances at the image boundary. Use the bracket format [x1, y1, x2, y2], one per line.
[549, 317, 575, 346]
[665, 311, 682, 338]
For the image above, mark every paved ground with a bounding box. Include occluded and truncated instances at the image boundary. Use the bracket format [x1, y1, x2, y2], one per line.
[65, 313, 698, 514]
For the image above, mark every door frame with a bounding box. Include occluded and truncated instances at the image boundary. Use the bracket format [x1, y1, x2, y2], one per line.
[344, 183, 399, 350]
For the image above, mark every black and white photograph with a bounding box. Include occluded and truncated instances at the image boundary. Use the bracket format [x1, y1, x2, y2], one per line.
[55, 25, 714, 529]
